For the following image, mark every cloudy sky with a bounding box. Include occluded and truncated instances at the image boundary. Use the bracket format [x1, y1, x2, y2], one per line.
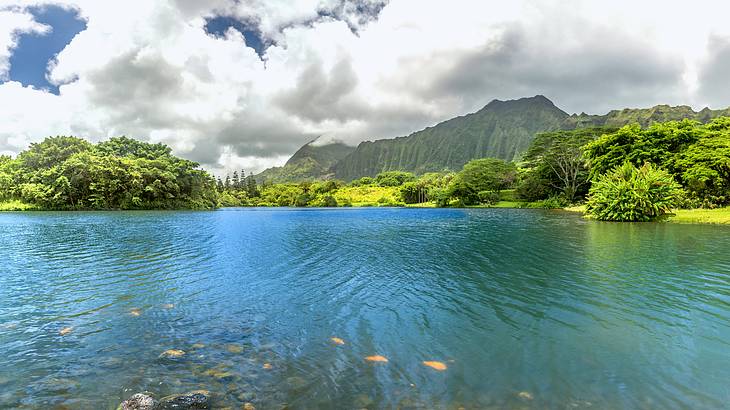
[1, 0, 730, 174]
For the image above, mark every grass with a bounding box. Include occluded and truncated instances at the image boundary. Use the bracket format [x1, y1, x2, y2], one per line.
[668, 208, 730, 224]
[562, 204, 730, 224]
[334, 186, 403, 207]
[0, 199, 38, 211]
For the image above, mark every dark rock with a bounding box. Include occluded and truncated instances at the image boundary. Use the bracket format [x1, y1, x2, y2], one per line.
[159, 390, 210, 409]
[119, 393, 158, 410]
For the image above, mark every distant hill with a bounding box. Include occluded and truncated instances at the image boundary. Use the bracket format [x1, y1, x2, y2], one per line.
[258, 96, 730, 182]
[256, 139, 355, 182]
[332, 95, 568, 180]
[564, 104, 730, 129]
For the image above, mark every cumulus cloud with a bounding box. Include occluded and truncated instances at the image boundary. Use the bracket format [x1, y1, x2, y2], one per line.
[697, 35, 730, 109]
[0, 0, 729, 174]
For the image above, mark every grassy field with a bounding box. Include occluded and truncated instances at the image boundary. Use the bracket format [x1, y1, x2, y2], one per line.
[668, 208, 730, 224]
[562, 205, 730, 224]
[0, 200, 38, 211]
[333, 186, 403, 207]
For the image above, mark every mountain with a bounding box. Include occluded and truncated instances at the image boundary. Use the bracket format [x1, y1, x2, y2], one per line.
[332, 95, 568, 180]
[564, 104, 730, 129]
[256, 139, 355, 182]
[258, 96, 730, 182]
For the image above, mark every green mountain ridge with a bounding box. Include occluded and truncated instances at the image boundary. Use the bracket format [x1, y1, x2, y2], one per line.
[256, 139, 355, 182]
[258, 96, 730, 182]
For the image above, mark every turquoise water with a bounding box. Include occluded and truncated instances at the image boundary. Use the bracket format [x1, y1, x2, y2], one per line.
[1, 208, 730, 409]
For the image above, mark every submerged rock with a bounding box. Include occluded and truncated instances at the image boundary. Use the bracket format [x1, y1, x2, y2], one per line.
[118, 393, 158, 410]
[159, 349, 186, 359]
[120, 391, 211, 410]
[225, 344, 243, 354]
[159, 390, 210, 409]
[518, 391, 534, 400]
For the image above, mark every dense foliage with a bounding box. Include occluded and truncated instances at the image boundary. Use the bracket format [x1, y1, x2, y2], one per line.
[0, 136, 218, 210]
[519, 128, 614, 202]
[584, 118, 730, 207]
[586, 162, 682, 221]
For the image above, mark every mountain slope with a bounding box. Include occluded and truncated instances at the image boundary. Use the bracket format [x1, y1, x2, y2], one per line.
[332, 95, 568, 180]
[564, 104, 730, 129]
[256, 139, 354, 182]
[258, 96, 730, 182]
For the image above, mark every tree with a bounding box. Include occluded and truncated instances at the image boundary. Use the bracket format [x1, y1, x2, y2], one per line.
[586, 162, 682, 221]
[446, 158, 516, 205]
[520, 128, 610, 201]
[375, 171, 416, 187]
[232, 171, 240, 190]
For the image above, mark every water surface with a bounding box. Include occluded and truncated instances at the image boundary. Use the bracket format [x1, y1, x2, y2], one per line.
[1, 208, 729, 409]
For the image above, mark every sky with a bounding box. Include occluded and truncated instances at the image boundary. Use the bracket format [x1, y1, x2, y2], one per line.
[1, 0, 730, 175]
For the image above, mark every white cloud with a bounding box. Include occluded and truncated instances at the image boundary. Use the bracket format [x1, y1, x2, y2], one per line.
[0, 0, 729, 174]
[0, 7, 50, 79]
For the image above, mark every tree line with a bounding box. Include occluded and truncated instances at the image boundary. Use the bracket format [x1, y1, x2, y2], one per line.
[0, 136, 218, 210]
[5, 117, 728, 220]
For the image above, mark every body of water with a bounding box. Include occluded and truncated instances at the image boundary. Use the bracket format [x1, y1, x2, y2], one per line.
[1, 208, 729, 409]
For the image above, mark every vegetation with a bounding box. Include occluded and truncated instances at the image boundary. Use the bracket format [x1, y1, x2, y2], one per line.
[255, 141, 354, 183]
[585, 162, 682, 221]
[5, 114, 728, 224]
[258, 96, 730, 183]
[669, 207, 730, 224]
[0, 136, 218, 210]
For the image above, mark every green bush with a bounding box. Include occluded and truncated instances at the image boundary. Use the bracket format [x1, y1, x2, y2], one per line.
[477, 190, 500, 205]
[586, 162, 682, 221]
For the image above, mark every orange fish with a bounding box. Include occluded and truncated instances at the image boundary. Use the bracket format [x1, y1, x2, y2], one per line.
[129, 308, 142, 317]
[331, 337, 345, 345]
[59, 327, 73, 336]
[365, 355, 388, 363]
[422, 361, 447, 371]
[262, 363, 273, 370]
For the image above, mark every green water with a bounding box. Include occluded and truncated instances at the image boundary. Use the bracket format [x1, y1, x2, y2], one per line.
[0, 208, 729, 409]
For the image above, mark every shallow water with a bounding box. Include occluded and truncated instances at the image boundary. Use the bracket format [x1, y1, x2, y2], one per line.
[1, 208, 730, 409]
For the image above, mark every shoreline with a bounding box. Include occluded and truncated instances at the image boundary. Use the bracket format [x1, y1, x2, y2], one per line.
[3, 200, 729, 225]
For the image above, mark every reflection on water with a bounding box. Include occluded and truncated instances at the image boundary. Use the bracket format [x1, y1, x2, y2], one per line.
[0, 208, 729, 409]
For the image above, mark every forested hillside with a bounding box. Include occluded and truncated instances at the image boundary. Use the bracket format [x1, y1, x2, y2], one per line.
[258, 96, 730, 182]
[256, 140, 354, 183]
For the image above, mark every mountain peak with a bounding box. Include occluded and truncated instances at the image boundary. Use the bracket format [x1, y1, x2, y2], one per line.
[483, 95, 557, 111]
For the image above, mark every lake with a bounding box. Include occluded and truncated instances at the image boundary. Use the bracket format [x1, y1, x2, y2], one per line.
[0, 208, 729, 409]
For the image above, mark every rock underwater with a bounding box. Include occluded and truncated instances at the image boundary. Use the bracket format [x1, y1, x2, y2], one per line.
[119, 390, 210, 410]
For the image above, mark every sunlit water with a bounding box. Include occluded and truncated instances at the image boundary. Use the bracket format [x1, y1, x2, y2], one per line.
[1, 208, 730, 409]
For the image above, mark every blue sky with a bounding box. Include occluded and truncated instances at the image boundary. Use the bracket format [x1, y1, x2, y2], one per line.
[205, 16, 267, 58]
[8, 5, 85, 94]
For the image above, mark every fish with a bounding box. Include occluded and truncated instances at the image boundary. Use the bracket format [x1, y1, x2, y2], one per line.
[330, 337, 345, 345]
[262, 363, 273, 370]
[162, 303, 175, 309]
[422, 361, 447, 371]
[364, 355, 388, 363]
[59, 327, 73, 336]
[129, 308, 142, 317]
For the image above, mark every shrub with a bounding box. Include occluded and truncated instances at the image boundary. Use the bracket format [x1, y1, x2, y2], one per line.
[586, 162, 682, 221]
[375, 171, 415, 187]
[477, 190, 500, 205]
